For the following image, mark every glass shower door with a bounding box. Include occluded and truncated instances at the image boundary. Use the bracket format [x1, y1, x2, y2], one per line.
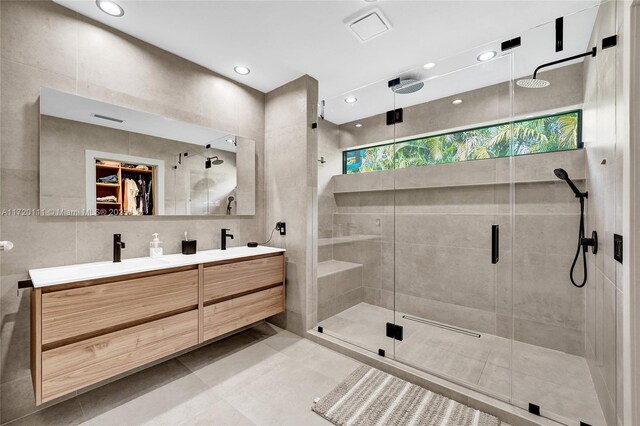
[507, 6, 615, 425]
[391, 49, 515, 402]
[315, 82, 397, 358]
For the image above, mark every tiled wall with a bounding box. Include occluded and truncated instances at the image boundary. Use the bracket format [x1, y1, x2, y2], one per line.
[318, 120, 340, 244]
[326, 150, 587, 355]
[0, 1, 266, 423]
[264, 76, 318, 335]
[583, 1, 624, 424]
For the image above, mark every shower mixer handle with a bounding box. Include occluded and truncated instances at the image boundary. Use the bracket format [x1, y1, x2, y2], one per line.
[581, 231, 598, 254]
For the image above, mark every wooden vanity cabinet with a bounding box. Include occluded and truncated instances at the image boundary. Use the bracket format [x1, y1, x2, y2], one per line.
[31, 252, 285, 405]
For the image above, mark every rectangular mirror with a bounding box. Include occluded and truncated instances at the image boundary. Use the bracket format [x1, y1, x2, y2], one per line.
[39, 87, 255, 216]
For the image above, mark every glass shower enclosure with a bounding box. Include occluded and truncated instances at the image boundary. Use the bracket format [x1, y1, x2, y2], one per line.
[314, 6, 613, 425]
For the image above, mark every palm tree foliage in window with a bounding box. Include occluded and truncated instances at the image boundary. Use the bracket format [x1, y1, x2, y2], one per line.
[344, 110, 581, 174]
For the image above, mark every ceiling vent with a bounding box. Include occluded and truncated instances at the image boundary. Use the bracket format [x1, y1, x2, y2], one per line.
[347, 8, 392, 43]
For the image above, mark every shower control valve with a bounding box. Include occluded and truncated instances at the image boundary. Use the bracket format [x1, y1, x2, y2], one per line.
[581, 231, 598, 254]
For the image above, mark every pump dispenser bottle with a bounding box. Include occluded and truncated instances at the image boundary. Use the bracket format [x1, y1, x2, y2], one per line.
[149, 233, 163, 258]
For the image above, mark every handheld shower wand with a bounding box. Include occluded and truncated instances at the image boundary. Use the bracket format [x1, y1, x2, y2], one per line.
[553, 168, 587, 198]
[226, 196, 235, 215]
[553, 168, 597, 288]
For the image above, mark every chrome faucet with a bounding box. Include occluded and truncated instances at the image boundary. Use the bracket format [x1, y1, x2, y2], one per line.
[113, 234, 125, 262]
[221, 228, 234, 250]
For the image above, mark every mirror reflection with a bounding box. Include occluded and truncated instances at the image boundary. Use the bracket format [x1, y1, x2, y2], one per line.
[39, 88, 255, 216]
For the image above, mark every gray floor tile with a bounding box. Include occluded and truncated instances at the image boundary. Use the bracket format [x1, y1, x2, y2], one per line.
[78, 360, 214, 426]
[184, 340, 289, 389]
[1, 325, 358, 426]
[218, 362, 335, 426]
[179, 399, 255, 426]
[4, 399, 85, 426]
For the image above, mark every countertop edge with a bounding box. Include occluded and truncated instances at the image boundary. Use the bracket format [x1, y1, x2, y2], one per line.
[29, 246, 286, 288]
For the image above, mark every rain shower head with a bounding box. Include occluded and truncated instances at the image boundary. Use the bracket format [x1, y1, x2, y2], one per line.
[554, 168, 586, 198]
[518, 47, 597, 90]
[391, 78, 424, 94]
[516, 78, 550, 89]
[205, 156, 224, 168]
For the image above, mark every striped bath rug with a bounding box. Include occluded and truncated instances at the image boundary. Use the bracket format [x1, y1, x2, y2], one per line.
[312, 366, 501, 426]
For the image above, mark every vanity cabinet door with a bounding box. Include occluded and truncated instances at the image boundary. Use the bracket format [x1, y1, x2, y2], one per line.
[41, 268, 198, 346]
[203, 285, 284, 341]
[41, 310, 198, 402]
[203, 254, 284, 302]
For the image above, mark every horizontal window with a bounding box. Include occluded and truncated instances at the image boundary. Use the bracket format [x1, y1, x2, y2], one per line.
[344, 110, 582, 174]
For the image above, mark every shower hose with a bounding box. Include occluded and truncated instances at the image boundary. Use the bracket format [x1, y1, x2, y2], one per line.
[570, 196, 588, 288]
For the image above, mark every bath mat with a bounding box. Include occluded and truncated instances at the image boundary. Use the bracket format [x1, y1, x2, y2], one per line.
[312, 366, 500, 426]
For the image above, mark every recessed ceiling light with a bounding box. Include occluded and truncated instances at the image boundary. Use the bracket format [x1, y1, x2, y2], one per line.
[477, 51, 497, 62]
[355, 123, 363, 128]
[452, 99, 463, 105]
[96, 0, 124, 17]
[345, 96, 358, 104]
[226, 139, 234, 143]
[423, 62, 436, 70]
[526, 115, 534, 118]
[234, 66, 250, 75]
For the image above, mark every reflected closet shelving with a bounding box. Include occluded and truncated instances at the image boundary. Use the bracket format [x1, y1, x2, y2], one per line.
[95, 160, 156, 216]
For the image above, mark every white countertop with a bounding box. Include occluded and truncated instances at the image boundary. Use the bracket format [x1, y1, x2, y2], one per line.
[28, 246, 285, 288]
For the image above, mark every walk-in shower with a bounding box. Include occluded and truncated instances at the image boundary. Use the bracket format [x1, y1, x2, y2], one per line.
[314, 5, 618, 426]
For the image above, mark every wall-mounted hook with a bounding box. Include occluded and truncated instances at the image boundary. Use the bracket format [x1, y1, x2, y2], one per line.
[318, 157, 326, 164]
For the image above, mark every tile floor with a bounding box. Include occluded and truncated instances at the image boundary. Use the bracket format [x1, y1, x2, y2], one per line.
[4, 323, 361, 426]
[318, 303, 607, 426]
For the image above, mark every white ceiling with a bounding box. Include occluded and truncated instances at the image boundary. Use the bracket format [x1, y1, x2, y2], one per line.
[54, 0, 600, 124]
[325, 4, 598, 124]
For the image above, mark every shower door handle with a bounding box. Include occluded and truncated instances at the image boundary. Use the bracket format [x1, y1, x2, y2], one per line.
[491, 225, 499, 264]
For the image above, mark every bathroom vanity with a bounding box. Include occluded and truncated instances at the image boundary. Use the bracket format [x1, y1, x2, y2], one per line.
[28, 247, 285, 405]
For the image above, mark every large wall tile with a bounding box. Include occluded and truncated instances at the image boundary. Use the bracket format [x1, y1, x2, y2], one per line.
[513, 214, 581, 255]
[0, 1, 78, 78]
[395, 213, 498, 250]
[394, 242, 495, 312]
[0, 59, 75, 128]
[513, 251, 585, 331]
[264, 76, 317, 335]
[1, 124, 39, 172]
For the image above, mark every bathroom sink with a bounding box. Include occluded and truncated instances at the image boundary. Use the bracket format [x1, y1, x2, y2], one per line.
[29, 246, 285, 288]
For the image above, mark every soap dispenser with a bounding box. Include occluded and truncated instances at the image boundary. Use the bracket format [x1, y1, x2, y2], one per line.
[149, 233, 163, 258]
